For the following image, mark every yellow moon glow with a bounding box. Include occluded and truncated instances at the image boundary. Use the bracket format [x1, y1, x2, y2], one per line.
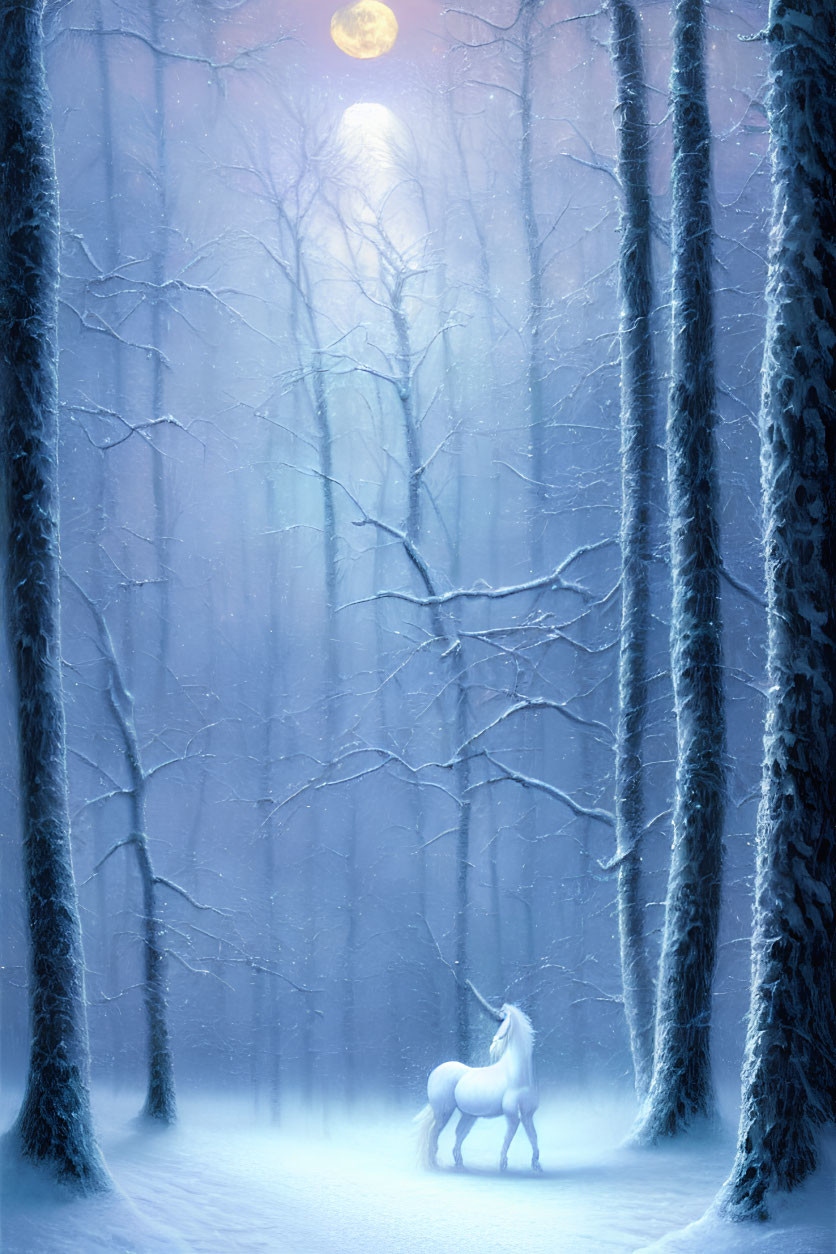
[331, 0, 398, 59]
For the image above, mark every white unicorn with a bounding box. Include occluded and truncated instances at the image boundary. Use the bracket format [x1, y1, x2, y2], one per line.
[416, 1003, 541, 1172]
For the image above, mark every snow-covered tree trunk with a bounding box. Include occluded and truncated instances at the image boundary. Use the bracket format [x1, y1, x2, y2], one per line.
[633, 0, 725, 1142]
[310, 356, 339, 705]
[453, 668, 473, 1061]
[0, 0, 108, 1191]
[417, 589, 474, 1061]
[609, 0, 657, 1101]
[148, 0, 172, 691]
[390, 282, 423, 546]
[262, 425, 283, 1118]
[91, 0, 126, 1087]
[342, 800, 359, 1103]
[718, 0, 836, 1219]
[131, 791, 176, 1124]
[519, 0, 547, 571]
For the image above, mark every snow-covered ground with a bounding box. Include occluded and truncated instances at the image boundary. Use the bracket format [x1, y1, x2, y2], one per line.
[1, 1090, 833, 1253]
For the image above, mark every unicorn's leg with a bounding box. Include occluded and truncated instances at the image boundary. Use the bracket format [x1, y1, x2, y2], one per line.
[499, 1113, 519, 1171]
[521, 1111, 541, 1173]
[452, 1113, 477, 1169]
[429, 1106, 454, 1168]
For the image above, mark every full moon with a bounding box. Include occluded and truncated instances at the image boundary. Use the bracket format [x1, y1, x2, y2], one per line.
[330, 0, 398, 59]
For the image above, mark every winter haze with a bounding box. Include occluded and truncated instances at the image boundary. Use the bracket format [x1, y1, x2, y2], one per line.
[0, 1, 833, 1252]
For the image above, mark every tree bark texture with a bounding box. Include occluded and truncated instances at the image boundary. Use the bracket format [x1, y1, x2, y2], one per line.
[519, 0, 547, 571]
[719, 0, 836, 1219]
[0, 0, 108, 1191]
[132, 792, 177, 1124]
[633, 0, 725, 1142]
[149, 0, 172, 690]
[453, 667, 473, 1061]
[390, 279, 423, 546]
[609, 0, 657, 1101]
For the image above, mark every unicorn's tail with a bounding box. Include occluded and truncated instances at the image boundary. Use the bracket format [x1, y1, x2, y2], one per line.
[414, 1104, 436, 1170]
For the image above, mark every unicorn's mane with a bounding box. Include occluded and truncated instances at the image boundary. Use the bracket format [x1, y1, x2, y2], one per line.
[503, 1003, 535, 1052]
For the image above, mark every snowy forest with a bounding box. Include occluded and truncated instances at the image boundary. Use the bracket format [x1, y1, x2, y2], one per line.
[0, 0, 833, 1251]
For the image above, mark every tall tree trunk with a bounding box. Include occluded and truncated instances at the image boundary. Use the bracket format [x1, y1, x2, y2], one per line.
[0, 0, 108, 1191]
[299, 823, 319, 1106]
[391, 286, 423, 546]
[264, 828, 282, 1121]
[609, 0, 656, 1101]
[91, 0, 125, 1089]
[131, 789, 176, 1124]
[283, 247, 336, 1102]
[519, 0, 547, 571]
[488, 809, 505, 997]
[310, 355, 339, 710]
[342, 800, 359, 1103]
[517, 1, 553, 1043]
[149, 0, 172, 696]
[718, 0, 836, 1219]
[633, 0, 725, 1142]
[487, 471, 505, 999]
[262, 426, 283, 1120]
[453, 668, 473, 1061]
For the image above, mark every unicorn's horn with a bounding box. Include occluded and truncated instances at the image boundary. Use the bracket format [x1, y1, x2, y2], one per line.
[465, 979, 504, 1021]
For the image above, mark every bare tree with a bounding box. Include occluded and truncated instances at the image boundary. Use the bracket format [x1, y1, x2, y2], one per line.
[68, 578, 178, 1123]
[148, 0, 174, 690]
[0, 0, 108, 1191]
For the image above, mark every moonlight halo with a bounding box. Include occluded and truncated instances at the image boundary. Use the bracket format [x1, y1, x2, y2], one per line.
[331, 0, 398, 59]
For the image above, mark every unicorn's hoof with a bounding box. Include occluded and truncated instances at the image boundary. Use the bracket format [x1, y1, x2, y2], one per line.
[500, 1159, 508, 1172]
[532, 1161, 543, 1174]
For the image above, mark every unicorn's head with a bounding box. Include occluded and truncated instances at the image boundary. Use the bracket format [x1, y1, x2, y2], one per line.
[489, 1003, 535, 1063]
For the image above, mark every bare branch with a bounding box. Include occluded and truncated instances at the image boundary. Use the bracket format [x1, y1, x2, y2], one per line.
[342, 538, 616, 611]
[153, 876, 231, 918]
[54, 26, 290, 72]
[474, 752, 615, 827]
[459, 697, 613, 752]
[82, 837, 135, 883]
